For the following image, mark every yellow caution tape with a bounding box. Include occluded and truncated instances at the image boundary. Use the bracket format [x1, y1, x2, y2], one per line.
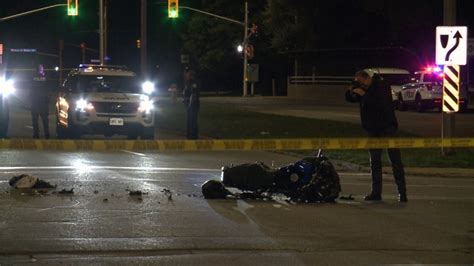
[0, 138, 473, 151]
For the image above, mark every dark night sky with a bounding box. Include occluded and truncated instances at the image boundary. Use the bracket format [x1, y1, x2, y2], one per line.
[0, 0, 473, 87]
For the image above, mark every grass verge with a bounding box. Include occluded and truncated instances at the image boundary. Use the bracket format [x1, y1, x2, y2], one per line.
[156, 98, 474, 168]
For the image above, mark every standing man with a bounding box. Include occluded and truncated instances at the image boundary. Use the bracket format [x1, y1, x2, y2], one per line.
[30, 64, 50, 139]
[346, 70, 407, 202]
[182, 69, 200, 139]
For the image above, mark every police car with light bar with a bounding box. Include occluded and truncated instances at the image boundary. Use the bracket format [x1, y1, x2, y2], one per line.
[397, 66, 468, 112]
[55, 65, 156, 139]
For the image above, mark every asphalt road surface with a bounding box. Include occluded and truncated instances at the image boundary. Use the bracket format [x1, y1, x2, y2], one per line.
[203, 97, 474, 137]
[0, 150, 472, 264]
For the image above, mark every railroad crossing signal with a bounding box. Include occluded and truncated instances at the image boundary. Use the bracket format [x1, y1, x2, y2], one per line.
[67, 0, 79, 16]
[168, 0, 179, 18]
[442, 65, 460, 113]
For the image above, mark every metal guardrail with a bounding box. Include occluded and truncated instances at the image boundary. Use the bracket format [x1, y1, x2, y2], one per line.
[289, 76, 353, 85]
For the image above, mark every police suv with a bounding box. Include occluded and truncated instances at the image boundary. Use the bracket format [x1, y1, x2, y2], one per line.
[56, 65, 155, 139]
[397, 67, 468, 112]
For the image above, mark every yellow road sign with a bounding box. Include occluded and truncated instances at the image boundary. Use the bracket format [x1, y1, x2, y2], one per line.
[443, 65, 460, 113]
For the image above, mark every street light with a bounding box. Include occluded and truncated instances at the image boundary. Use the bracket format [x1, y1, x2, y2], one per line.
[237, 44, 243, 53]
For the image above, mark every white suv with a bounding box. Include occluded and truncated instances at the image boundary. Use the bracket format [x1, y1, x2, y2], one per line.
[56, 65, 155, 139]
[398, 68, 468, 112]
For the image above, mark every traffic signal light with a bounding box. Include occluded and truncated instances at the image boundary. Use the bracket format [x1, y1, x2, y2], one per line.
[168, 0, 179, 18]
[67, 0, 78, 16]
[136, 39, 141, 49]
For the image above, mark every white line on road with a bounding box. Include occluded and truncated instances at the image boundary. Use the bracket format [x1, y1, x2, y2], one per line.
[25, 125, 33, 129]
[120, 150, 146, 156]
[0, 166, 220, 172]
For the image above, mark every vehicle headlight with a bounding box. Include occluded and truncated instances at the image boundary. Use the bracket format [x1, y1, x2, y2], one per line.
[0, 78, 15, 97]
[75, 99, 94, 112]
[142, 81, 155, 95]
[138, 98, 154, 113]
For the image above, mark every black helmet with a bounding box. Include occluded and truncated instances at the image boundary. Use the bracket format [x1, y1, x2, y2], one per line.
[202, 180, 230, 199]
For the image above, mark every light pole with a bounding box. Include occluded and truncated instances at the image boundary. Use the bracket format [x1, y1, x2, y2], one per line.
[141, 0, 148, 78]
[242, 1, 249, 97]
[99, 0, 105, 65]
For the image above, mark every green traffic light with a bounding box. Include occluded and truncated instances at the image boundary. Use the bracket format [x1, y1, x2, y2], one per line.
[169, 9, 178, 18]
[68, 7, 78, 16]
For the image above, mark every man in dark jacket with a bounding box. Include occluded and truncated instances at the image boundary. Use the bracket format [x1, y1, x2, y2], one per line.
[183, 69, 200, 139]
[346, 70, 407, 202]
[30, 65, 50, 139]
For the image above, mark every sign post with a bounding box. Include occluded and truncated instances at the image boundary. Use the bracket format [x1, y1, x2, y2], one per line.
[436, 24, 468, 155]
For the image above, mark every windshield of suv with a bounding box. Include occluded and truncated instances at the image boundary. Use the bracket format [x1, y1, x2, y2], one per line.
[68, 75, 141, 93]
[380, 74, 411, 86]
[423, 73, 444, 84]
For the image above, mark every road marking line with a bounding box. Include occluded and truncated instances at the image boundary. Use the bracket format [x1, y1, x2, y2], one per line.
[121, 150, 146, 156]
[25, 125, 33, 129]
[37, 200, 81, 212]
[0, 166, 220, 172]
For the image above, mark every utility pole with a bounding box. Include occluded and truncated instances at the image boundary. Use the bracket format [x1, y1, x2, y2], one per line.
[141, 0, 148, 78]
[59, 40, 64, 87]
[242, 1, 248, 96]
[104, 0, 108, 60]
[99, 0, 105, 65]
[442, 0, 456, 155]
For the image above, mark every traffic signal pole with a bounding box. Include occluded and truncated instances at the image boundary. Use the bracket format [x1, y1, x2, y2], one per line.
[442, 0, 456, 155]
[99, 0, 105, 65]
[243, 2, 249, 97]
[141, 0, 148, 78]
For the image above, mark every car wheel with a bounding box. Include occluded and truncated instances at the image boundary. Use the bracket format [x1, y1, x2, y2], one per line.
[67, 125, 81, 139]
[398, 93, 407, 111]
[141, 127, 155, 140]
[415, 94, 424, 113]
[127, 133, 139, 140]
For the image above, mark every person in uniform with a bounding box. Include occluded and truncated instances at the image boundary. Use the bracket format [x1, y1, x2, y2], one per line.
[182, 69, 200, 140]
[30, 64, 50, 139]
[346, 70, 407, 202]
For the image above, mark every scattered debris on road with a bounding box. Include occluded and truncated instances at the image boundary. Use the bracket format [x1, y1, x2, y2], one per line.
[162, 188, 173, 201]
[128, 190, 148, 196]
[339, 194, 355, 201]
[54, 188, 74, 195]
[9, 174, 56, 189]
